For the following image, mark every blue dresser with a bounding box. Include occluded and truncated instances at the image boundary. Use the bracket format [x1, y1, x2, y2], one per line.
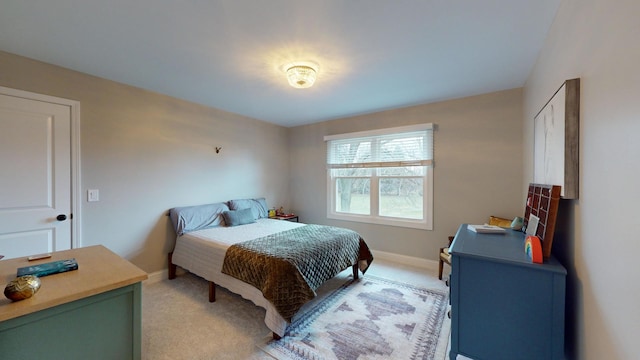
[449, 224, 566, 360]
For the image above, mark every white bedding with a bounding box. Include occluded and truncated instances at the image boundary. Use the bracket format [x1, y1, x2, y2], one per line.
[171, 218, 305, 336]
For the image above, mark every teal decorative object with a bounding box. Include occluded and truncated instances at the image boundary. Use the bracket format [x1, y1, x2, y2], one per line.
[511, 216, 524, 231]
[4, 275, 41, 301]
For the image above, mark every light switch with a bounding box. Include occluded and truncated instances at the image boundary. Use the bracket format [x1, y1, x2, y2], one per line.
[88, 189, 99, 202]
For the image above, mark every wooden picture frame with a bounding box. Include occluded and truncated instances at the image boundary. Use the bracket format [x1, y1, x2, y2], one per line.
[533, 78, 580, 199]
[523, 183, 561, 259]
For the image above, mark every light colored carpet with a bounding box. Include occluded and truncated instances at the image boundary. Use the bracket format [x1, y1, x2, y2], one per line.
[142, 258, 450, 359]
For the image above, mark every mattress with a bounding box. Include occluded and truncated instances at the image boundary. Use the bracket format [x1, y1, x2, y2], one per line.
[170, 218, 305, 336]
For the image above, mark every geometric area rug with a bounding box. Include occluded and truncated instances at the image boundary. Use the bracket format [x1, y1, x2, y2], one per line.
[258, 275, 450, 360]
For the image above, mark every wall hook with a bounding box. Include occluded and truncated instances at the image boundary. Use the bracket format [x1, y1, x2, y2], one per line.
[215, 146, 222, 154]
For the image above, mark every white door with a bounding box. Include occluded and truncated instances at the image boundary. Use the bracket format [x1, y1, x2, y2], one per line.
[0, 92, 73, 259]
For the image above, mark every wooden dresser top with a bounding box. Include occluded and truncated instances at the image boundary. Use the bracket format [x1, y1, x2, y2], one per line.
[0, 245, 147, 322]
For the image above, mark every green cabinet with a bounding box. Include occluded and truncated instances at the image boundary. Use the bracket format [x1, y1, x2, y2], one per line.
[0, 245, 147, 360]
[0, 283, 142, 359]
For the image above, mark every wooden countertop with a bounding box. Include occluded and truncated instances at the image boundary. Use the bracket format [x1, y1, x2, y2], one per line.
[0, 245, 148, 322]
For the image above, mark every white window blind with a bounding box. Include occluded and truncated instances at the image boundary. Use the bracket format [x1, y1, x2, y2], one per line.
[325, 124, 433, 169]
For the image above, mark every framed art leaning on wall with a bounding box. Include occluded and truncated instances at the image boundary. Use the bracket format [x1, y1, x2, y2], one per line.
[534, 78, 580, 199]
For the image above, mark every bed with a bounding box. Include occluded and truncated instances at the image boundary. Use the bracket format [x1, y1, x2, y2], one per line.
[167, 198, 374, 338]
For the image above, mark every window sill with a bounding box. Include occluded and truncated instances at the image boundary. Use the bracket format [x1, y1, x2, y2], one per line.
[327, 213, 432, 230]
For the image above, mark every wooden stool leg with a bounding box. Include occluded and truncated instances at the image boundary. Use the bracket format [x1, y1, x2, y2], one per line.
[438, 257, 444, 280]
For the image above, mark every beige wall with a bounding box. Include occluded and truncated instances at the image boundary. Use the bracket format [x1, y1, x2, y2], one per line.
[288, 88, 524, 260]
[1, 50, 525, 271]
[0, 51, 291, 274]
[523, 0, 640, 358]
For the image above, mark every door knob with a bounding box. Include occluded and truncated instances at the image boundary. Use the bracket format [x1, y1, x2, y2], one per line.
[56, 214, 67, 221]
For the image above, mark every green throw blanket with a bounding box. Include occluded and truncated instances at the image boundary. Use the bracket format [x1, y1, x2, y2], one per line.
[221, 224, 374, 321]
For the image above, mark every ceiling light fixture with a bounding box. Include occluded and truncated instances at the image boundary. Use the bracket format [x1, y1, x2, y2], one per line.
[286, 63, 318, 89]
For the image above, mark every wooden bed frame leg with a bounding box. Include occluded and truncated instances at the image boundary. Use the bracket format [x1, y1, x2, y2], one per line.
[209, 281, 216, 302]
[168, 252, 177, 280]
[273, 332, 281, 340]
[167, 251, 217, 304]
[352, 264, 359, 280]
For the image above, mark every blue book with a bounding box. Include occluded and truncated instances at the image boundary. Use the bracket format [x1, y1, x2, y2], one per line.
[17, 258, 78, 277]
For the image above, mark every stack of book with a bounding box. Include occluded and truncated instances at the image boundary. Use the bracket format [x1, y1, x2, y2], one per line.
[17, 258, 78, 277]
[467, 224, 507, 234]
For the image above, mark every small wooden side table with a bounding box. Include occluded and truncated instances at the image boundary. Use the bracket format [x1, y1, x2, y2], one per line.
[272, 215, 299, 222]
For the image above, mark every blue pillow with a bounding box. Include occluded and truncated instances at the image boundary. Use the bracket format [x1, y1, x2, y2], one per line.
[169, 202, 230, 235]
[227, 198, 268, 219]
[222, 208, 256, 227]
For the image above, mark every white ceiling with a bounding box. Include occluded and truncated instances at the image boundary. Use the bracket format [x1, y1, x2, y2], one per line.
[0, 1, 561, 127]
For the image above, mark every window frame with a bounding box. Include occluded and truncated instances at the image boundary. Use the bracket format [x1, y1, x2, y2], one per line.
[324, 124, 434, 230]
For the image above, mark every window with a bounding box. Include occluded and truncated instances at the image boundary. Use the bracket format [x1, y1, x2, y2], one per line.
[325, 124, 433, 230]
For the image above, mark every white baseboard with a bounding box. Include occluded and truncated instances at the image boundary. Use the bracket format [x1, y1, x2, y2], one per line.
[144, 270, 164, 284]
[372, 250, 439, 272]
[144, 267, 186, 285]
[144, 251, 440, 285]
